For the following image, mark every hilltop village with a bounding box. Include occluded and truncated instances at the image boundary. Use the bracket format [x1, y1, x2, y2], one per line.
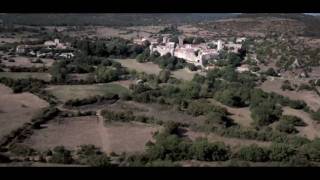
[1, 13, 320, 167]
[135, 36, 245, 68]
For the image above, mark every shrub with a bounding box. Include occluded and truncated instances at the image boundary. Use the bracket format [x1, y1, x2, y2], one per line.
[237, 144, 269, 162]
[86, 154, 112, 167]
[49, 146, 73, 164]
[251, 101, 282, 126]
[276, 121, 298, 134]
[264, 67, 278, 76]
[299, 139, 320, 162]
[10, 144, 36, 156]
[189, 138, 230, 161]
[269, 143, 295, 162]
[298, 83, 313, 91]
[281, 80, 294, 91]
[311, 109, 320, 121]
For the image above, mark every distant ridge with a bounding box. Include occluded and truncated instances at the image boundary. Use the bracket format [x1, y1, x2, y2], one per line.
[0, 13, 237, 26]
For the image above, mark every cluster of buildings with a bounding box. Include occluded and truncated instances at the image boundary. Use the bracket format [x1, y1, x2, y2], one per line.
[135, 36, 245, 68]
[15, 39, 74, 59]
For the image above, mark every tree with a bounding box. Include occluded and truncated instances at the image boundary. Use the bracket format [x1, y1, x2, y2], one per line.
[299, 138, 320, 162]
[146, 133, 190, 161]
[158, 69, 171, 83]
[238, 144, 269, 162]
[265, 67, 278, 76]
[50, 146, 73, 164]
[163, 121, 180, 135]
[312, 109, 320, 122]
[281, 80, 294, 91]
[95, 66, 119, 83]
[251, 101, 282, 126]
[269, 143, 295, 162]
[188, 63, 197, 71]
[189, 138, 230, 161]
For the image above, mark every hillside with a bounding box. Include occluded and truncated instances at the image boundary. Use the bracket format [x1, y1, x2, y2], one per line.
[0, 13, 237, 26]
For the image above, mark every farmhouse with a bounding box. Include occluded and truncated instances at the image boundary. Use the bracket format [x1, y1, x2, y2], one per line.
[44, 39, 69, 49]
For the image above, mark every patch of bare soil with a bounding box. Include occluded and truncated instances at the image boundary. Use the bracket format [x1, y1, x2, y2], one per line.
[107, 100, 205, 125]
[282, 107, 320, 140]
[101, 121, 160, 154]
[259, 78, 320, 111]
[0, 84, 49, 139]
[114, 59, 162, 75]
[208, 99, 253, 127]
[2, 56, 54, 68]
[22, 116, 102, 151]
[110, 79, 134, 89]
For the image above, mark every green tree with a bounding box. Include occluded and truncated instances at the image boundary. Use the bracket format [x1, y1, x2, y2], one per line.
[269, 143, 295, 162]
[158, 69, 171, 83]
[95, 66, 119, 83]
[189, 138, 230, 161]
[238, 144, 269, 162]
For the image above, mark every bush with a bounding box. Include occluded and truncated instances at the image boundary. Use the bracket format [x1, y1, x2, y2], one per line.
[186, 100, 227, 117]
[251, 101, 282, 126]
[86, 154, 112, 167]
[158, 69, 171, 83]
[281, 80, 294, 91]
[10, 144, 36, 156]
[189, 138, 230, 161]
[264, 67, 278, 76]
[269, 143, 295, 162]
[311, 109, 320, 121]
[0, 153, 11, 163]
[237, 144, 269, 162]
[188, 63, 197, 71]
[146, 133, 191, 161]
[276, 121, 298, 134]
[299, 139, 320, 162]
[298, 83, 313, 91]
[280, 115, 306, 126]
[163, 121, 180, 135]
[76, 144, 111, 166]
[49, 146, 73, 164]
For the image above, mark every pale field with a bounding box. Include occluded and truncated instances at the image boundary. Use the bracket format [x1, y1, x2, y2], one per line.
[259, 78, 320, 111]
[22, 116, 103, 151]
[208, 98, 253, 128]
[106, 100, 206, 125]
[101, 122, 160, 154]
[0, 84, 49, 139]
[2, 56, 54, 68]
[115, 59, 204, 81]
[23, 114, 159, 154]
[282, 107, 320, 140]
[114, 59, 162, 75]
[0, 72, 51, 81]
[46, 83, 129, 102]
[172, 68, 206, 81]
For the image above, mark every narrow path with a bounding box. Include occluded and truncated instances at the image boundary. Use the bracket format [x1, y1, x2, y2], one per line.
[96, 109, 110, 153]
[283, 107, 320, 140]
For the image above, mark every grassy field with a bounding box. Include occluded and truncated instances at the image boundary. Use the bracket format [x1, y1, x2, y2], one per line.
[259, 78, 320, 111]
[46, 83, 129, 102]
[114, 59, 162, 75]
[0, 72, 51, 81]
[0, 84, 49, 139]
[114, 58, 205, 81]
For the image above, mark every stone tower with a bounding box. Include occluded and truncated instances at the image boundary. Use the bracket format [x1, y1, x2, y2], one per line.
[178, 36, 184, 47]
[217, 40, 223, 51]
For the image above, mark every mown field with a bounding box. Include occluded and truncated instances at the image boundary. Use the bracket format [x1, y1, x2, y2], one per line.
[46, 83, 129, 102]
[114, 58, 204, 81]
[0, 72, 51, 82]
